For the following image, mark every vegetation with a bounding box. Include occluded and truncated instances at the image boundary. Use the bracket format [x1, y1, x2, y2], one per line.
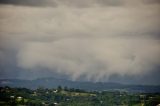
[0, 86, 160, 106]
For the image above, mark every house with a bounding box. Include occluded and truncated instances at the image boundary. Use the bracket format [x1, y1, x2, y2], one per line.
[32, 91, 37, 96]
[53, 90, 58, 93]
[10, 96, 15, 98]
[54, 102, 58, 106]
[17, 96, 22, 99]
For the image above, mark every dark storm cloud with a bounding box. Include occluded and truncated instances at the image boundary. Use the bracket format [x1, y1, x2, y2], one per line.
[108, 68, 160, 85]
[0, 0, 160, 84]
[0, 47, 19, 79]
[0, 0, 125, 7]
[0, 0, 160, 8]
[0, 0, 57, 7]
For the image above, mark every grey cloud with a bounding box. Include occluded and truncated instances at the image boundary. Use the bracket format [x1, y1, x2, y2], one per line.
[97, 0, 123, 6]
[16, 39, 160, 82]
[57, 0, 124, 7]
[0, 0, 160, 84]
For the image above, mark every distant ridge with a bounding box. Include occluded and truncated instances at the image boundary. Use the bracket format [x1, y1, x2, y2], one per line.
[0, 77, 160, 93]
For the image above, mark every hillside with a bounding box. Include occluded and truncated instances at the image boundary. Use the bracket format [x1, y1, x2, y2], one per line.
[0, 77, 160, 93]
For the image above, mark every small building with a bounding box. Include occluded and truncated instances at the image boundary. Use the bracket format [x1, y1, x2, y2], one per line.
[10, 96, 15, 98]
[16, 96, 23, 102]
[32, 91, 37, 96]
[54, 102, 58, 106]
[53, 90, 58, 93]
[17, 96, 22, 99]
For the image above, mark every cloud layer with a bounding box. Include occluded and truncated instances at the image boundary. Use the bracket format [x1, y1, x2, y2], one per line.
[0, 0, 160, 83]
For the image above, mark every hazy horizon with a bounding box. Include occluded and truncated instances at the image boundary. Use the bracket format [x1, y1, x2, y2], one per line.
[0, 0, 160, 85]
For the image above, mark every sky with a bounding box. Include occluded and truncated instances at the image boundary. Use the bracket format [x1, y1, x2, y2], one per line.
[0, 0, 160, 85]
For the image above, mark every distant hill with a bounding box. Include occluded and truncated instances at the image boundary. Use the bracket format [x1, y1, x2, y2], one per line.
[0, 77, 160, 93]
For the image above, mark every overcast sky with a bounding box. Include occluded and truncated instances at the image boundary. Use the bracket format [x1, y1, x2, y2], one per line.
[0, 0, 160, 85]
